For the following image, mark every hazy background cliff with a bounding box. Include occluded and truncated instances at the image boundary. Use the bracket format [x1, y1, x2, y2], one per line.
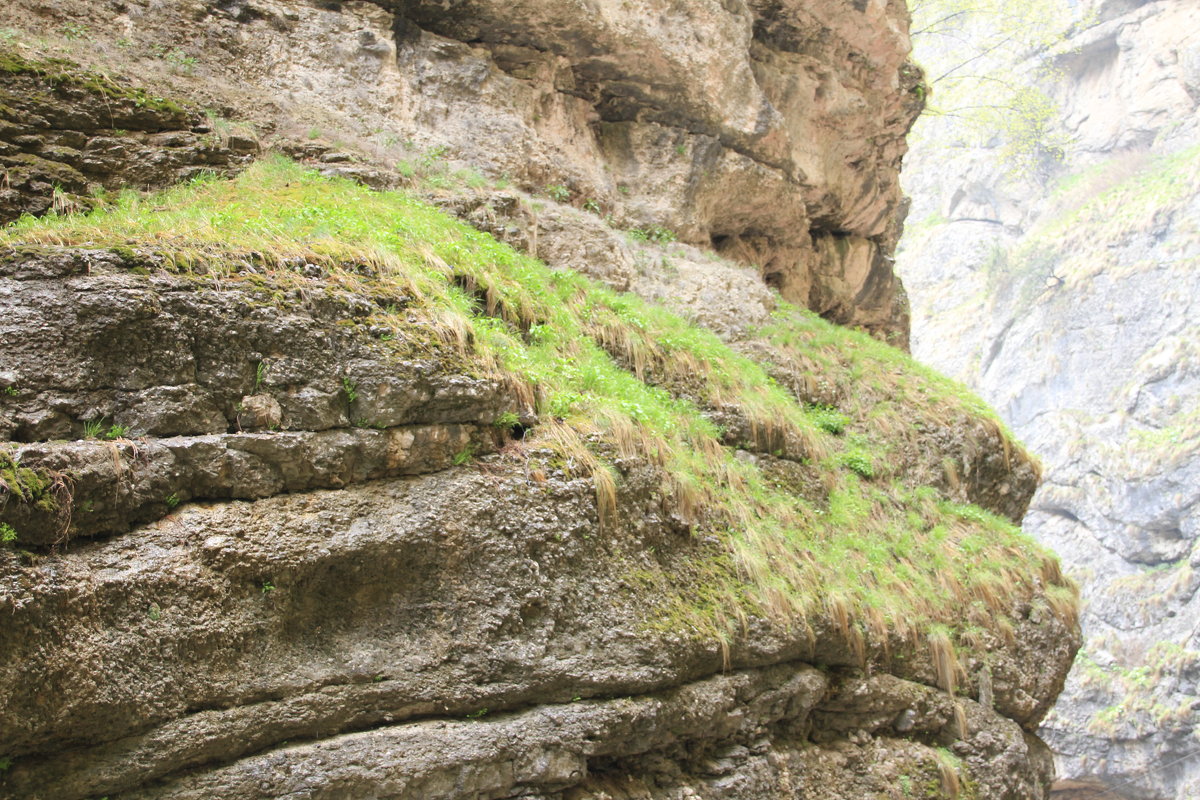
[899, 0, 1200, 796]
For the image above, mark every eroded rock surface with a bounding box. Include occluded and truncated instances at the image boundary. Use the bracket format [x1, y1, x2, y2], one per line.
[0, 55, 257, 223]
[0, 1, 1081, 798]
[4, 0, 922, 343]
[899, 1, 1200, 797]
[0, 241, 1072, 798]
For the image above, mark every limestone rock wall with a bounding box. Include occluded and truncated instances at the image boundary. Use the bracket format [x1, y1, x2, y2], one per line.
[0, 1, 1081, 798]
[898, 1, 1200, 797]
[0, 241, 1071, 799]
[0, 53, 259, 223]
[4, 0, 922, 344]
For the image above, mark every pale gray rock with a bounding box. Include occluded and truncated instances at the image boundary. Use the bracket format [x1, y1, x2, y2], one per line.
[899, 2, 1200, 797]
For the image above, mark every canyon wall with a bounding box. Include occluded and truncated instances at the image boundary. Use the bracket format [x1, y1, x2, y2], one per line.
[2, 0, 926, 344]
[0, 1, 1079, 797]
[899, 1, 1200, 797]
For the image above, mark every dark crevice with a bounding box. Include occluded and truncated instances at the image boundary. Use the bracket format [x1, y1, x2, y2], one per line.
[1042, 506, 1082, 525]
[981, 318, 1014, 376]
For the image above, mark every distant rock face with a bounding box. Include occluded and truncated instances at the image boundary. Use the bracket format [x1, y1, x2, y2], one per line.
[4, 0, 921, 344]
[899, 1, 1200, 797]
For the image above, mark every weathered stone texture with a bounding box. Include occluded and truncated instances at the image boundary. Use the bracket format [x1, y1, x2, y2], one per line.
[0, 1, 1082, 798]
[0, 63, 256, 224]
[4, 0, 922, 343]
[899, 1, 1200, 797]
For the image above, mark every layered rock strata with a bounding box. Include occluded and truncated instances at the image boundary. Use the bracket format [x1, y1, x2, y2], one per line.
[0, 241, 1074, 800]
[4, 0, 924, 343]
[0, 53, 257, 223]
[0, 1, 1082, 797]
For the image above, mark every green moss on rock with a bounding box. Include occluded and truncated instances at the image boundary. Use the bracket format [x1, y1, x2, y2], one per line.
[0, 47, 187, 115]
[0, 451, 58, 515]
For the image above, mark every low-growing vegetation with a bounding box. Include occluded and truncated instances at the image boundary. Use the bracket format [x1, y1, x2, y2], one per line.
[0, 47, 186, 114]
[0, 157, 1074, 664]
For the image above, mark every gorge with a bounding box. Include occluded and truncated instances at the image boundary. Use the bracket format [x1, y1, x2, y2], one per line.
[0, 0, 1150, 797]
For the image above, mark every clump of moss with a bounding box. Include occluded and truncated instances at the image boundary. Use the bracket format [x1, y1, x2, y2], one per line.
[0, 47, 186, 114]
[0, 451, 58, 515]
[0, 158, 1076, 663]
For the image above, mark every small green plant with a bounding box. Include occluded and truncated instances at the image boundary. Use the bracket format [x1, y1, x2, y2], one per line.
[307, 127, 322, 140]
[396, 159, 415, 179]
[104, 424, 129, 440]
[674, 143, 687, 156]
[420, 145, 448, 167]
[60, 22, 90, 41]
[452, 444, 476, 466]
[0, 523, 17, 543]
[809, 404, 850, 435]
[260, 581, 275, 594]
[82, 419, 105, 439]
[341, 376, 359, 404]
[254, 360, 268, 392]
[900, 775, 912, 797]
[1, 385, 16, 396]
[582, 198, 601, 214]
[839, 450, 875, 479]
[494, 411, 520, 428]
[164, 492, 181, 510]
[465, 707, 488, 719]
[161, 47, 198, 73]
[544, 184, 570, 203]
[627, 225, 677, 244]
[0, 755, 11, 771]
[147, 603, 162, 621]
[455, 168, 488, 189]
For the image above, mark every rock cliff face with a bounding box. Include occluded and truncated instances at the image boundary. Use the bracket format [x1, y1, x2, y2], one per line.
[4, 0, 922, 344]
[0, 1, 1078, 798]
[899, 1, 1200, 797]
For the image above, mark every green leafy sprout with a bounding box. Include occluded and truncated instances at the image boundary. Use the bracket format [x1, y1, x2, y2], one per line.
[81, 419, 127, 440]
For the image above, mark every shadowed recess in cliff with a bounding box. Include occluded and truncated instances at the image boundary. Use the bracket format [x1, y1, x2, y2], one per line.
[1, 157, 1077, 662]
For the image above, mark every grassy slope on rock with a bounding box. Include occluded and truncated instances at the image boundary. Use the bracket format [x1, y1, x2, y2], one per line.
[1, 157, 1075, 665]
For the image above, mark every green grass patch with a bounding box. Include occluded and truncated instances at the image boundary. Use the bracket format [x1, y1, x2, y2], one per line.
[0, 157, 1073, 661]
